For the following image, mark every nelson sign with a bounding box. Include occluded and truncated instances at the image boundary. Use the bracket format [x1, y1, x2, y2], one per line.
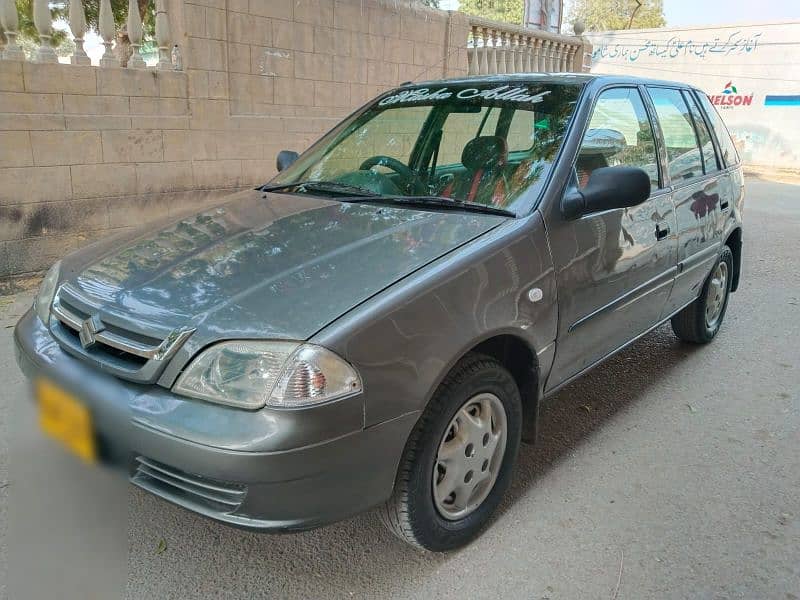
[708, 82, 753, 109]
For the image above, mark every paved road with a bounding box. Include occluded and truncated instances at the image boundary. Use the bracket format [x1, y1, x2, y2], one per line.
[2, 179, 798, 599]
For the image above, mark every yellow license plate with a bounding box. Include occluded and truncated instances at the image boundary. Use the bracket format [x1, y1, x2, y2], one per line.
[36, 378, 97, 463]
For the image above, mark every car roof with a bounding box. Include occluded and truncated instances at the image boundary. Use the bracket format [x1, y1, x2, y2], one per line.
[406, 72, 697, 92]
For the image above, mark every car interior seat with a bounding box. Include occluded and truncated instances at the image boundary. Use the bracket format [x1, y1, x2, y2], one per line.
[441, 136, 509, 203]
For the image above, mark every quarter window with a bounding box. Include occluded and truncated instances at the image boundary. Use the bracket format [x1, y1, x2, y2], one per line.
[695, 92, 740, 167]
[648, 88, 704, 182]
[578, 87, 659, 190]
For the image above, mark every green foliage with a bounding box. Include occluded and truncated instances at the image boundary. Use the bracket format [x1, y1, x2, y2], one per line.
[416, 0, 441, 8]
[568, 0, 665, 31]
[459, 0, 525, 25]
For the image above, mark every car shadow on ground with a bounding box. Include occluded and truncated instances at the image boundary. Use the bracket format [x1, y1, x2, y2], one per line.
[127, 324, 705, 598]
[504, 325, 701, 511]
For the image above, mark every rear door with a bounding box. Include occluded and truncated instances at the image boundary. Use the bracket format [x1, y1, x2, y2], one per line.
[544, 86, 678, 388]
[646, 87, 729, 316]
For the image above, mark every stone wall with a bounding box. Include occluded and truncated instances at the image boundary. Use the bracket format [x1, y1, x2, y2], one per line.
[0, 0, 473, 277]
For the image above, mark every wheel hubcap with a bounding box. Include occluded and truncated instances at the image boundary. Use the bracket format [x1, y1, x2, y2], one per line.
[705, 261, 728, 328]
[432, 393, 507, 520]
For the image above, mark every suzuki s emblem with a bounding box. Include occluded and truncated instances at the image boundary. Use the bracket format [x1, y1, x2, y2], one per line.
[79, 315, 105, 349]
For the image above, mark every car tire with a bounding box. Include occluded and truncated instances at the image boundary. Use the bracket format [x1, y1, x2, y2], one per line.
[379, 352, 522, 552]
[671, 245, 734, 344]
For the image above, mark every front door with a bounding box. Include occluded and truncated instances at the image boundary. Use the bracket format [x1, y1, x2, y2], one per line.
[544, 86, 678, 389]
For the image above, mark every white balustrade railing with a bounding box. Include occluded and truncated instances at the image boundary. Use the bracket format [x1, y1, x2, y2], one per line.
[467, 17, 588, 76]
[0, 0, 172, 69]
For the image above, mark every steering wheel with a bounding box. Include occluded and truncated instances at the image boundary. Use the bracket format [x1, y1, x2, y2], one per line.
[359, 155, 426, 194]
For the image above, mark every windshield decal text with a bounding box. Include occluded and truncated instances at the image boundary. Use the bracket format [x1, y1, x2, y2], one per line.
[378, 86, 551, 107]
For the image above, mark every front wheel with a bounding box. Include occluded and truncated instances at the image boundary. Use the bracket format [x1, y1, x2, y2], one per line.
[379, 353, 522, 551]
[671, 245, 734, 344]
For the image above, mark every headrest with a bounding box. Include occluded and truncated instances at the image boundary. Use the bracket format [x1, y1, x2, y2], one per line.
[462, 136, 508, 172]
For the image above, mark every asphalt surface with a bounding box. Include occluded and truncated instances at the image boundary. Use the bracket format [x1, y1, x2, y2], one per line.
[1, 178, 798, 599]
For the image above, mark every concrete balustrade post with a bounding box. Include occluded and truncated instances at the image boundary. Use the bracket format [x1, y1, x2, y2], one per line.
[98, 0, 118, 67]
[127, 0, 146, 68]
[539, 40, 549, 72]
[33, 0, 57, 63]
[468, 25, 479, 75]
[69, 0, 90, 65]
[498, 30, 508, 73]
[155, 0, 171, 70]
[529, 38, 540, 73]
[552, 42, 561, 72]
[488, 30, 498, 74]
[479, 27, 489, 75]
[566, 45, 577, 72]
[0, 0, 24, 60]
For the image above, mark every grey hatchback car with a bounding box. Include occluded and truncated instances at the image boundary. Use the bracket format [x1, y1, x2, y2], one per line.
[15, 74, 743, 551]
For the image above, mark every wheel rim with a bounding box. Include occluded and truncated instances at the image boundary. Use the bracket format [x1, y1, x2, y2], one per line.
[705, 261, 729, 329]
[432, 393, 507, 521]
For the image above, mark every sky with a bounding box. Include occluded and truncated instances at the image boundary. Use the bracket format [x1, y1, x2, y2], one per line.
[663, 0, 799, 27]
[440, 0, 800, 27]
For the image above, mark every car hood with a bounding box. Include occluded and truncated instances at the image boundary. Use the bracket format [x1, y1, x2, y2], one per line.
[60, 189, 504, 340]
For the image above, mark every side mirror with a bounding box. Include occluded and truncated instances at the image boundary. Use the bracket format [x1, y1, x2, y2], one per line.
[562, 166, 651, 220]
[276, 150, 299, 172]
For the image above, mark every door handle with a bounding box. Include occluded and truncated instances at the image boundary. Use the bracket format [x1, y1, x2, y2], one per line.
[655, 224, 670, 240]
[720, 200, 730, 211]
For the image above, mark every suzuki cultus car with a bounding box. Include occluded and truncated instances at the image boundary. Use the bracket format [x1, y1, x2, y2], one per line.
[15, 74, 743, 551]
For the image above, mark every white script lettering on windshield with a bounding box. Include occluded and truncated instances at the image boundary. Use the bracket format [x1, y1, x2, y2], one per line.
[378, 86, 552, 107]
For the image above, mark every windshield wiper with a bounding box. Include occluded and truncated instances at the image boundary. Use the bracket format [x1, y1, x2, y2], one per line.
[260, 180, 381, 197]
[345, 195, 516, 218]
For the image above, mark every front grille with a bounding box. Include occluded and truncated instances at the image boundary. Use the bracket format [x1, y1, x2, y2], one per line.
[49, 284, 194, 383]
[131, 456, 246, 513]
[56, 320, 149, 367]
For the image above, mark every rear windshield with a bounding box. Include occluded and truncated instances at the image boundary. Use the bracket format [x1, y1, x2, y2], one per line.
[271, 82, 583, 215]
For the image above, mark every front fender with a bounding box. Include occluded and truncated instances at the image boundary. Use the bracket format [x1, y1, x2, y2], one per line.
[313, 211, 557, 427]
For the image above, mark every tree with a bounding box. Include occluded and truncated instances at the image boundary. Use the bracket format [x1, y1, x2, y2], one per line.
[459, 0, 525, 25]
[567, 0, 665, 31]
[416, 0, 441, 8]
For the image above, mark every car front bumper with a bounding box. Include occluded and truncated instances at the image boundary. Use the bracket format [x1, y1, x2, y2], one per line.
[14, 309, 417, 531]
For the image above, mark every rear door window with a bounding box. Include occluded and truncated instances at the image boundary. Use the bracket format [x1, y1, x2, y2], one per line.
[683, 91, 720, 174]
[648, 87, 704, 183]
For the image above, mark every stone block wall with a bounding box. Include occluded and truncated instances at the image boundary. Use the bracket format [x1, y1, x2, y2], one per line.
[0, 0, 586, 278]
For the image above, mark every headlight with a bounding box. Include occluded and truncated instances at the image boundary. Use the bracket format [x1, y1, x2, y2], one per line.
[173, 341, 362, 409]
[34, 261, 61, 325]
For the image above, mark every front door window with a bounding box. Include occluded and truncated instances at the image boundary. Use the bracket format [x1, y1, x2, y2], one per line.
[578, 87, 660, 190]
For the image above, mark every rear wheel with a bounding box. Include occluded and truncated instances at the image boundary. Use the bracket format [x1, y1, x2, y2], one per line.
[379, 353, 522, 551]
[671, 245, 734, 344]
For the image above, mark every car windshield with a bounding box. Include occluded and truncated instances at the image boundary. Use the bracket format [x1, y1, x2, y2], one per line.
[269, 81, 584, 215]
